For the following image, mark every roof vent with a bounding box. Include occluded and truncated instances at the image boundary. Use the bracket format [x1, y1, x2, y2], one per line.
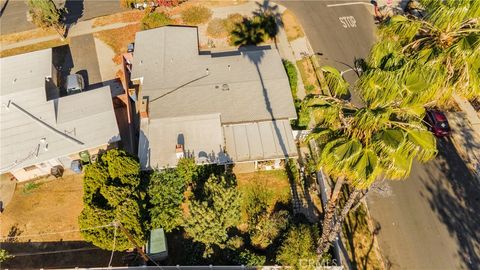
[227, 64, 231, 71]
[206, 68, 209, 75]
[222, 84, 229, 91]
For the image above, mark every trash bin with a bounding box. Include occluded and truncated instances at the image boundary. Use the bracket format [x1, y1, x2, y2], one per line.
[51, 165, 64, 178]
[71, 160, 82, 173]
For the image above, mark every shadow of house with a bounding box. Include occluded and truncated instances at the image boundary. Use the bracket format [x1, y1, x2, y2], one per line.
[1, 241, 128, 269]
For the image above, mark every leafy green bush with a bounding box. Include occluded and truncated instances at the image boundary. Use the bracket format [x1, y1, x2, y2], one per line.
[243, 184, 271, 225]
[250, 210, 289, 249]
[141, 12, 172, 30]
[283, 59, 298, 99]
[277, 224, 319, 269]
[285, 158, 299, 183]
[176, 157, 197, 185]
[207, 18, 228, 38]
[148, 168, 185, 232]
[235, 250, 266, 266]
[181, 5, 212, 25]
[0, 249, 13, 263]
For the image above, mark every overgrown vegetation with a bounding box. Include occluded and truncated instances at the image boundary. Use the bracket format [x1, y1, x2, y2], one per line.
[181, 5, 212, 25]
[0, 249, 13, 263]
[141, 11, 172, 30]
[206, 14, 244, 39]
[79, 149, 146, 251]
[277, 224, 320, 269]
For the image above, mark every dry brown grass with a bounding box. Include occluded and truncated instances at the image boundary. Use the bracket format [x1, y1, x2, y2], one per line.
[0, 28, 56, 46]
[0, 174, 84, 242]
[296, 58, 321, 95]
[94, 23, 140, 64]
[92, 10, 145, 27]
[343, 202, 385, 270]
[0, 39, 69, 58]
[282, 10, 305, 42]
[236, 170, 291, 230]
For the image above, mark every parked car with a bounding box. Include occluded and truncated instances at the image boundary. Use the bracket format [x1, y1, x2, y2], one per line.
[424, 110, 451, 137]
[65, 74, 84, 95]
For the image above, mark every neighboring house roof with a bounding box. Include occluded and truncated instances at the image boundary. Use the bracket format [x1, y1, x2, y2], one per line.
[139, 114, 227, 170]
[223, 120, 297, 162]
[0, 49, 120, 173]
[131, 26, 297, 123]
[131, 26, 298, 168]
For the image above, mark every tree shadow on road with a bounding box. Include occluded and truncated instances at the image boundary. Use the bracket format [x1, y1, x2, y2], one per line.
[421, 139, 480, 269]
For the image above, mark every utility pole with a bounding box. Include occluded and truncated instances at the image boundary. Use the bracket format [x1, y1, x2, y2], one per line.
[114, 221, 149, 262]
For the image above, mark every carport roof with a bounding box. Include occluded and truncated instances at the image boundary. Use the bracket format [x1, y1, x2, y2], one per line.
[223, 120, 298, 162]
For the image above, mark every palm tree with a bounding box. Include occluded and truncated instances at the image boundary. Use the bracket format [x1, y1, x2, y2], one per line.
[309, 67, 437, 257]
[360, 0, 480, 106]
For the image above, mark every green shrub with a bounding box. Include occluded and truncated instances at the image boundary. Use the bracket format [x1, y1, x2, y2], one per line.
[250, 210, 289, 249]
[0, 249, 13, 263]
[207, 18, 228, 38]
[176, 157, 197, 185]
[23, 182, 41, 194]
[235, 250, 266, 266]
[141, 12, 172, 30]
[283, 59, 298, 99]
[277, 224, 319, 269]
[181, 5, 212, 25]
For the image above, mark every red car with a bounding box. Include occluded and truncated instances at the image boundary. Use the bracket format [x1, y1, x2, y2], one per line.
[424, 110, 450, 137]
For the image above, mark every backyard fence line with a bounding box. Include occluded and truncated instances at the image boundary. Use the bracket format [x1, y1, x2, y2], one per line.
[0, 224, 112, 241]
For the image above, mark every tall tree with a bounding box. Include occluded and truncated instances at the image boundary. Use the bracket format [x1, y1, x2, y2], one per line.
[27, 0, 65, 37]
[79, 149, 146, 251]
[360, 0, 480, 106]
[183, 174, 241, 257]
[148, 168, 185, 232]
[308, 67, 437, 257]
[277, 224, 319, 269]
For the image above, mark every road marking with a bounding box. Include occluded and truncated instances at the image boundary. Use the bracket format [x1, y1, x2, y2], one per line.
[339, 16, 357, 28]
[327, 2, 371, 7]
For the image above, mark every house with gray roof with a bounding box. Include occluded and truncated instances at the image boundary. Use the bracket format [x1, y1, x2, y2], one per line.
[128, 26, 298, 170]
[0, 49, 120, 181]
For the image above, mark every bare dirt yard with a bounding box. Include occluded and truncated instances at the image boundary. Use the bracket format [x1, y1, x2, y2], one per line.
[0, 174, 126, 268]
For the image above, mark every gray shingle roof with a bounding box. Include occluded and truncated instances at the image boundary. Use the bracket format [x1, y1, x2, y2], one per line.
[131, 26, 297, 124]
[0, 49, 120, 173]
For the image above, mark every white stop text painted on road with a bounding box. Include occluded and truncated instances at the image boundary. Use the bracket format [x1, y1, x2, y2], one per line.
[339, 16, 357, 28]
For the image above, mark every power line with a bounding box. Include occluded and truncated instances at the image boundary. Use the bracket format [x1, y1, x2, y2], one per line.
[0, 224, 113, 241]
[108, 223, 118, 267]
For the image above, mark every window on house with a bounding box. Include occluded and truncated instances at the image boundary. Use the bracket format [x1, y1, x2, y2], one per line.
[24, 165, 37, 171]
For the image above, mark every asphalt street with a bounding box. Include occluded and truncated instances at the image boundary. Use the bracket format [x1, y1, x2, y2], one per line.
[0, 0, 123, 35]
[280, 1, 480, 269]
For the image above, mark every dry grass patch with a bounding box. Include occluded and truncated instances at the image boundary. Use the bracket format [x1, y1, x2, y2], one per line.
[236, 170, 291, 229]
[92, 10, 145, 27]
[296, 58, 321, 95]
[0, 28, 56, 46]
[0, 39, 69, 58]
[0, 174, 84, 242]
[343, 203, 385, 270]
[282, 10, 305, 42]
[94, 23, 140, 64]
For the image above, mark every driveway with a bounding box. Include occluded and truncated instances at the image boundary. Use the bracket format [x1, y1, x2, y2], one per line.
[280, 1, 480, 269]
[0, 0, 123, 35]
[68, 34, 102, 90]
